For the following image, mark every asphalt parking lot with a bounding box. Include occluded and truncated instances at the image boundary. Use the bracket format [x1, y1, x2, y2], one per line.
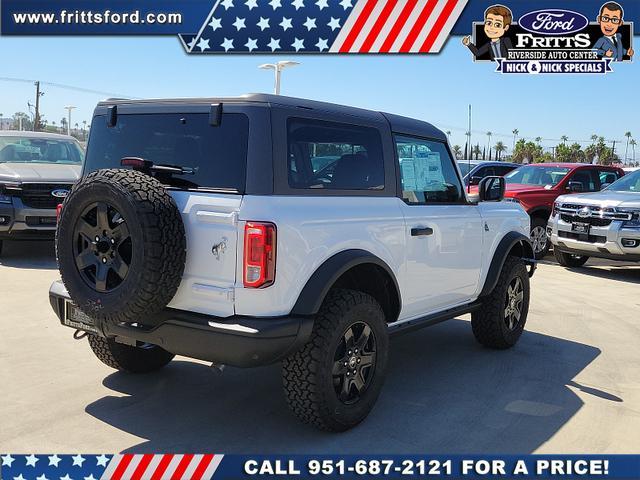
[1, 241, 639, 454]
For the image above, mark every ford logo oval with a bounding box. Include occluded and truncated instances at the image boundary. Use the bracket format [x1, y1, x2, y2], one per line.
[51, 189, 70, 198]
[577, 207, 591, 219]
[519, 9, 589, 36]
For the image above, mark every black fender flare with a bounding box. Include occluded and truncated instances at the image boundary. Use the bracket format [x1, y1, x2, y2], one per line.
[291, 249, 401, 316]
[480, 232, 536, 297]
[529, 206, 551, 220]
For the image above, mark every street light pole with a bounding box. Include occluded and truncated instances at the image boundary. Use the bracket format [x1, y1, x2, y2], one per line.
[64, 106, 76, 136]
[258, 61, 300, 95]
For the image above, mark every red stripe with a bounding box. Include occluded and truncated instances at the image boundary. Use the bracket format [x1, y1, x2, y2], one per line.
[150, 454, 174, 480]
[420, 0, 459, 52]
[191, 454, 215, 480]
[339, 0, 378, 53]
[111, 454, 134, 480]
[131, 454, 154, 480]
[400, 0, 439, 52]
[379, 0, 418, 53]
[359, 0, 398, 52]
[171, 454, 194, 480]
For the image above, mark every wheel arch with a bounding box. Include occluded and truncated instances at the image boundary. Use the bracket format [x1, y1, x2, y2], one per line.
[480, 232, 535, 298]
[291, 249, 401, 323]
[529, 206, 551, 220]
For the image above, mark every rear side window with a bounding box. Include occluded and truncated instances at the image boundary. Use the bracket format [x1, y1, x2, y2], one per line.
[287, 118, 384, 190]
[85, 113, 249, 192]
[395, 135, 463, 204]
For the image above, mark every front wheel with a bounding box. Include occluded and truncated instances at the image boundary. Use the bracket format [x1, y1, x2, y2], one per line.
[472, 256, 530, 349]
[554, 249, 589, 267]
[87, 335, 174, 373]
[530, 217, 550, 260]
[282, 289, 389, 432]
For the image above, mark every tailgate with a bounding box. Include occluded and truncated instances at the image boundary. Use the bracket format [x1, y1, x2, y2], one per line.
[168, 190, 242, 317]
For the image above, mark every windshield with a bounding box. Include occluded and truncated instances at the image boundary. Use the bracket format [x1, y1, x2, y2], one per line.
[606, 170, 640, 192]
[505, 166, 570, 187]
[0, 136, 84, 164]
[85, 113, 249, 192]
[458, 162, 475, 178]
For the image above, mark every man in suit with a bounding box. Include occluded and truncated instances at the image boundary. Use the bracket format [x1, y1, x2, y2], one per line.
[462, 5, 513, 61]
[593, 2, 634, 61]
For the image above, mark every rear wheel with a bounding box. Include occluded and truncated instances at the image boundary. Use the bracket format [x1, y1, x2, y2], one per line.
[87, 335, 174, 373]
[472, 256, 530, 349]
[282, 289, 388, 431]
[530, 217, 550, 260]
[554, 249, 589, 267]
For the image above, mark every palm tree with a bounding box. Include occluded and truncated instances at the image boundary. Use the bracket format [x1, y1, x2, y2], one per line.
[495, 141, 506, 160]
[446, 130, 451, 139]
[0, 113, 3, 130]
[512, 129, 519, 152]
[486, 131, 493, 158]
[473, 144, 482, 160]
[535, 137, 542, 145]
[561, 135, 569, 145]
[452, 145, 462, 160]
[591, 134, 598, 145]
[631, 139, 637, 163]
[624, 131, 632, 162]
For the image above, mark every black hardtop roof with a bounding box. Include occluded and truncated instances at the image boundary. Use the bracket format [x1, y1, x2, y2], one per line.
[97, 93, 447, 141]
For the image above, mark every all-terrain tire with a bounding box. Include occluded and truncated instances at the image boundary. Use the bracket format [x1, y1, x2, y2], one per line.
[554, 249, 589, 267]
[530, 216, 550, 260]
[472, 256, 530, 349]
[56, 169, 186, 327]
[87, 335, 174, 373]
[282, 289, 389, 432]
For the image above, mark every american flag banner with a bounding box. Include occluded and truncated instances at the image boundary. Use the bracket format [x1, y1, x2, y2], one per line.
[0, 454, 224, 480]
[178, 0, 468, 54]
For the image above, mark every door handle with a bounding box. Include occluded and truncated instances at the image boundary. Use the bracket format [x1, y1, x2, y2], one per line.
[411, 227, 434, 237]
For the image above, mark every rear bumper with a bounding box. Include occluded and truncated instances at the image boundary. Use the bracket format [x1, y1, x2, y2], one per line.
[49, 281, 314, 368]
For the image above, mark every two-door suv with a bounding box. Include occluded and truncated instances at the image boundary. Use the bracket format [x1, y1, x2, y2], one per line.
[50, 94, 536, 431]
[502, 163, 625, 259]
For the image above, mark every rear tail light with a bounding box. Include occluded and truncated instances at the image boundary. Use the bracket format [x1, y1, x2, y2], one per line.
[243, 222, 276, 288]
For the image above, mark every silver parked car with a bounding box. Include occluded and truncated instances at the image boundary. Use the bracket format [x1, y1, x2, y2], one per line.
[548, 169, 640, 266]
[0, 131, 84, 256]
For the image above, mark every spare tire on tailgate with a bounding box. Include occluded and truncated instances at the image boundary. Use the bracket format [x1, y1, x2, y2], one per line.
[56, 169, 186, 328]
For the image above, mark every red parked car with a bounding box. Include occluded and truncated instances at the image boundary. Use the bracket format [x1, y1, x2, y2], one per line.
[503, 163, 625, 259]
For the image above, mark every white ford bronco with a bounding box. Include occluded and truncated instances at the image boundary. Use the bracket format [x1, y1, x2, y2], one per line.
[50, 94, 535, 431]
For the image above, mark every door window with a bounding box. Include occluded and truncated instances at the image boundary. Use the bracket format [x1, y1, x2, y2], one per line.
[395, 136, 463, 204]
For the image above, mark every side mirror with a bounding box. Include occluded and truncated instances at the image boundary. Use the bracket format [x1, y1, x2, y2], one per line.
[478, 176, 505, 202]
[567, 181, 584, 193]
[469, 176, 483, 186]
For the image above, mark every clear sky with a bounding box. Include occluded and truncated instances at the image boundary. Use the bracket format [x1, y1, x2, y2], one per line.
[0, 35, 638, 153]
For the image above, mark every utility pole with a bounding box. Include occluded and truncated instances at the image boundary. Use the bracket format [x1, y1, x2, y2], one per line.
[64, 106, 76, 136]
[34, 81, 44, 131]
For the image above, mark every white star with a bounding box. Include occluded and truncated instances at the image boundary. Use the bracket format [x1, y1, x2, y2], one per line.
[292, 0, 305, 10]
[269, 0, 282, 9]
[279, 17, 293, 31]
[221, 38, 235, 52]
[245, 0, 258, 9]
[25, 454, 39, 467]
[267, 37, 281, 51]
[36, 475, 49, 480]
[84, 475, 96, 480]
[208, 17, 222, 31]
[303, 17, 317, 31]
[232, 16, 246, 31]
[13, 475, 26, 480]
[339, 0, 353, 9]
[187, 37, 197, 49]
[221, 0, 235, 9]
[316, 0, 329, 9]
[328, 17, 341, 31]
[292, 38, 305, 51]
[95, 455, 109, 467]
[257, 17, 270, 30]
[316, 37, 329, 51]
[1, 454, 15, 467]
[71, 454, 85, 467]
[245, 38, 259, 51]
[60, 475, 73, 480]
[48, 455, 61, 467]
[196, 37, 210, 51]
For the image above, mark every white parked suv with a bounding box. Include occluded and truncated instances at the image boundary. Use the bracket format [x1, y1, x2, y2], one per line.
[49, 94, 535, 431]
